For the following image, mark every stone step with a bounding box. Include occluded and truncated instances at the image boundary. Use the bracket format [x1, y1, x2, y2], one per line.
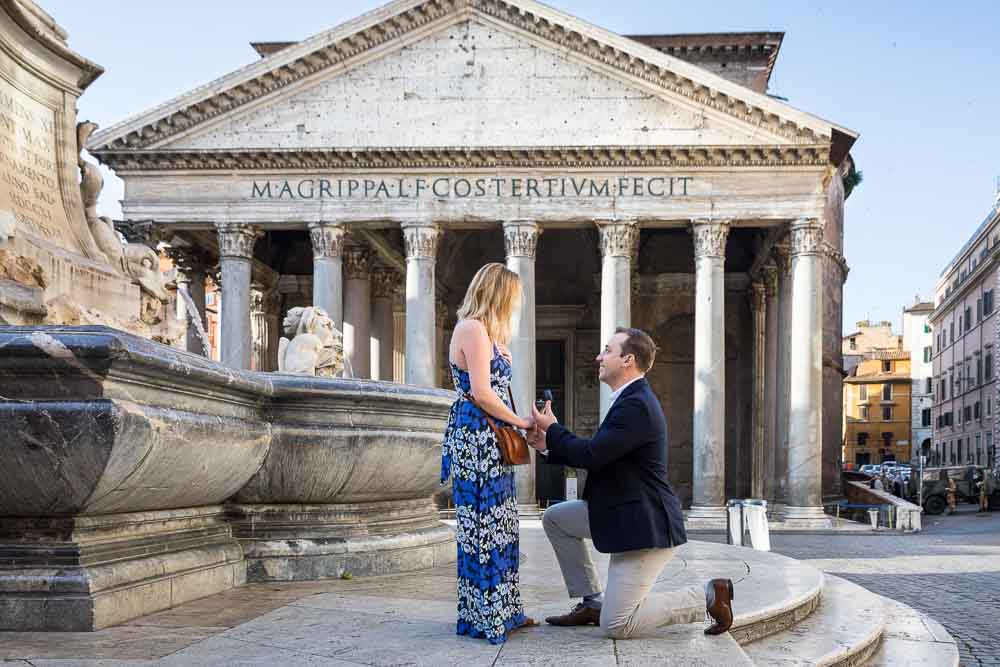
[864, 596, 959, 667]
[742, 575, 885, 666]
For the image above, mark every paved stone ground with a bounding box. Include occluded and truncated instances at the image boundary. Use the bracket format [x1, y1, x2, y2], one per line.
[702, 503, 1000, 667]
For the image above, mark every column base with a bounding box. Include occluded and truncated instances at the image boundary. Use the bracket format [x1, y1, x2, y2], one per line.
[781, 505, 833, 529]
[228, 501, 456, 582]
[685, 505, 728, 529]
[0, 507, 244, 631]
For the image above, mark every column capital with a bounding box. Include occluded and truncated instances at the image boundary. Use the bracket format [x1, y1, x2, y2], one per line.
[372, 267, 399, 298]
[165, 245, 213, 276]
[502, 220, 541, 259]
[401, 223, 441, 260]
[690, 219, 731, 259]
[215, 222, 260, 259]
[343, 246, 373, 279]
[788, 219, 825, 256]
[822, 241, 850, 280]
[762, 260, 779, 298]
[772, 241, 793, 277]
[308, 222, 346, 259]
[597, 220, 638, 258]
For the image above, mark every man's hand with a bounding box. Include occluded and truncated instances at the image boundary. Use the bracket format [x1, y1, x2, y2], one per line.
[526, 425, 547, 452]
[531, 401, 558, 432]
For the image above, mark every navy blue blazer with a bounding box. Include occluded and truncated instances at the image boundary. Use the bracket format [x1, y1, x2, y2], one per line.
[544, 377, 687, 553]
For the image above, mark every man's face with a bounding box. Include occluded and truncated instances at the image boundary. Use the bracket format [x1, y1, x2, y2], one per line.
[596, 332, 632, 385]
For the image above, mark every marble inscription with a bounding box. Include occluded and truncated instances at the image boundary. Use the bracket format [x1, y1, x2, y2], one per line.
[0, 76, 70, 244]
[251, 175, 694, 201]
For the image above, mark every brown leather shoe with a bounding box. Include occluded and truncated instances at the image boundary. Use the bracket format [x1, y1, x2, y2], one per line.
[545, 602, 601, 626]
[704, 578, 734, 635]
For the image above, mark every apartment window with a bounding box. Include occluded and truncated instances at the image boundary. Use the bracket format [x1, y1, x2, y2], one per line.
[977, 358, 983, 385]
[882, 360, 892, 372]
[988, 399, 993, 417]
[965, 306, 972, 331]
[951, 442, 957, 465]
[958, 439, 965, 463]
[959, 314, 964, 333]
[950, 321, 955, 343]
[974, 401, 981, 419]
[859, 405, 869, 420]
[882, 384, 892, 401]
[976, 433, 983, 465]
[945, 411, 954, 426]
[925, 323, 932, 334]
[964, 405, 973, 422]
[925, 377, 933, 395]
[858, 432, 869, 448]
[940, 379, 947, 400]
[986, 289, 995, 315]
[921, 408, 932, 427]
[923, 346, 932, 363]
[987, 353, 995, 381]
[978, 298, 983, 322]
[859, 385, 868, 400]
[882, 406, 892, 421]
[988, 432, 995, 466]
[849, 337, 857, 350]
[937, 414, 943, 428]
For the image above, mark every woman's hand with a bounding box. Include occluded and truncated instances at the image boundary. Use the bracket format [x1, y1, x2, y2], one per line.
[515, 415, 535, 431]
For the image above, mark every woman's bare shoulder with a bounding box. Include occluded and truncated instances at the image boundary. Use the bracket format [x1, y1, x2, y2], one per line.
[454, 319, 487, 336]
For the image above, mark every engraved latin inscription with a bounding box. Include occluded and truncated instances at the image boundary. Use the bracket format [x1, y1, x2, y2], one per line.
[0, 76, 69, 242]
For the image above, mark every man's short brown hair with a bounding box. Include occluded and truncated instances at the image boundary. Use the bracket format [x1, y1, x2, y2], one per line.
[615, 327, 658, 373]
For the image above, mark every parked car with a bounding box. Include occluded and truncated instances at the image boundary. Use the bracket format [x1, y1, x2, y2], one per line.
[916, 466, 998, 514]
[858, 464, 882, 476]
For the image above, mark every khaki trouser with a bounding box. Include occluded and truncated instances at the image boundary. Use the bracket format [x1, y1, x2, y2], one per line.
[542, 500, 705, 639]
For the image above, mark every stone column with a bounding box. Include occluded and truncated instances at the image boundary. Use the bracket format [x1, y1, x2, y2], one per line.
[393, 293, 406, 383]
[343, 246, 373, 379]
[773, 242, 793, 514]
[215, 223, 260, 369]
[784, 219, 830, 527]
[762, 261, 779, 505]
[597, 221, 638, 418]
[263, 289, 282, 372]
[436, 298, 450, 388]
[250, 286, 266, 371]
[370, 268, 397, 382]
[504, 220, 541, 506]
[402, 223, 441, 387]
[688, 220, 730, 522]
[750, 279, 766, 499]
[168, 247, 210, 356]
[308, 222, 346, 328]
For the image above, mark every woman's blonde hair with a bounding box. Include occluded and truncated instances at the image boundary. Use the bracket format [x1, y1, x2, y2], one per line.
[456, 263, 522, 345]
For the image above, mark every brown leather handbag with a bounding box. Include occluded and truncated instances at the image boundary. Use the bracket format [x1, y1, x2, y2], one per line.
[464, 388, 531, 465]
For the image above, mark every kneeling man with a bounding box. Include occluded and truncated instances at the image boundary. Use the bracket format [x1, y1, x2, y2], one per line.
[529, 327, 734, 639]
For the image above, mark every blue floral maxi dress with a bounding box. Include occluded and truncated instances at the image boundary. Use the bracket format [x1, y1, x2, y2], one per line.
[441, 346, 526, 644]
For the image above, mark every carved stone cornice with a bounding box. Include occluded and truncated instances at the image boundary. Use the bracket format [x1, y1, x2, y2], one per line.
[113, 219, 166, 246]
[372, 267, 399, 298]
[87, 0, 830, 155]
[762, 261, 778, 298]
[95, 145, 830, 172]
[215, 222, 260, 259]
[690, 220, 731, 259]
[597, 221, 638, 258]
[788, 219, 824, 257]
[502, 220, 540, 259]
[822, 241, 850, 281]
[343, 246, 373, 279]
[308, 222, 346, 260]
[401, 223, 441, 260]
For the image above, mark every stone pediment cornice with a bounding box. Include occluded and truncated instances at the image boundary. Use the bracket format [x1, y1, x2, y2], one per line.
[86, 0, 856, 157]
[96, 144, 830, 172]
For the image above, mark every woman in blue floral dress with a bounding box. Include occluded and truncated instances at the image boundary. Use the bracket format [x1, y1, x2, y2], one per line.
[441, 263, 537, 644]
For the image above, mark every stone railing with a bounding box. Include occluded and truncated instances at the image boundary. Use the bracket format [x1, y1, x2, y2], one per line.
[0, 326, 454, 631]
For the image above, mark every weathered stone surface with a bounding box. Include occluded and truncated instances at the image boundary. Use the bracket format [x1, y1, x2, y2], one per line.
[0, 326, 455, 628]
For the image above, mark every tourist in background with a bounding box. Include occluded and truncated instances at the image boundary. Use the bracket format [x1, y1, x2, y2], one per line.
[440, 263, 536, 643]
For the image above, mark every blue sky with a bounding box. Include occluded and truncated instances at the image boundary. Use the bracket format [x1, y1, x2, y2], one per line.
[45, 0, 1000, 331]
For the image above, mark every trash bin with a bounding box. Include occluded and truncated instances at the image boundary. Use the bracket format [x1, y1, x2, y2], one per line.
[726, 499, 770, 551]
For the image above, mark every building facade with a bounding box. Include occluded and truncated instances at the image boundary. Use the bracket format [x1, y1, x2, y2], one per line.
[842, 320, 902, 376]
[902, 301, 934, 462]
[86, 0, 857, 523]
[930, 196, 1000, 469]
[843, 352, 912, 465]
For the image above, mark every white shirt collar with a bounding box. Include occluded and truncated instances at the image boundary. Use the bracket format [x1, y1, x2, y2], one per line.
[608, 376, 643, 406]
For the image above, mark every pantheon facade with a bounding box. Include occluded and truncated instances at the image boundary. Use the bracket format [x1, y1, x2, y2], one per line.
[88, 0, 856, 525]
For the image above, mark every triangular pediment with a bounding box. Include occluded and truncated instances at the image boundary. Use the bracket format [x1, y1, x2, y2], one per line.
[87, 0, 856, 158]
